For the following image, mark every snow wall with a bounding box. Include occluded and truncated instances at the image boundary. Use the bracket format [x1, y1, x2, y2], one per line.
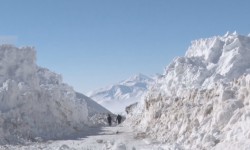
[0, 45, 108, 144]
[126, 32, 250, 150]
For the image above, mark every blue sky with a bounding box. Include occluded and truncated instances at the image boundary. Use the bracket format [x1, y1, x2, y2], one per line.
[0, 0, 250, 93]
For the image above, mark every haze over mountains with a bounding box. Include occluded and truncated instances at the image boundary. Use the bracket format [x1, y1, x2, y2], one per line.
[88, 73, 155, 113]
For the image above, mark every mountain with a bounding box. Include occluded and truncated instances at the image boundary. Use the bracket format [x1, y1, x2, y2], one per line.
[0, 45, 110, 144]
[88, 73, 155, 113]
[126, 32, 250, 149]
[75, 92, 111, 116]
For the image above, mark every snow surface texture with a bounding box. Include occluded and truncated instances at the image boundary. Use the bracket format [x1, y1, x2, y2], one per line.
[126, 32, 250, 149]
[0, 45, 110, 144]
[1, 126, 170, 150]
[88, 74, 154, 113]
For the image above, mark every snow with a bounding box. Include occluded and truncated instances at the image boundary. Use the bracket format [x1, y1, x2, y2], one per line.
[0, 45, 110, 144]
[126, 32, 250, 149]
[88, 73, 154, 114]
[2, 32, 250, 149]
[1, 126, 168, 150]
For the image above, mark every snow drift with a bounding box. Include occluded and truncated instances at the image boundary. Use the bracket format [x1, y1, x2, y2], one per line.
[126, 32, 250, 149]
[0, 45, 110, 144]
[88, 74, 154, 113]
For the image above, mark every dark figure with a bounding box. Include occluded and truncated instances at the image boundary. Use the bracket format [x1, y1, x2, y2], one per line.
[116, 114, 122, 124]
[107, 114, 112, 126]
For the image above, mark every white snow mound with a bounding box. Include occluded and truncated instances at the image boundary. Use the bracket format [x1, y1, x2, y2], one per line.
[0, 45, 109, 144]
[126, 32, 250, 149]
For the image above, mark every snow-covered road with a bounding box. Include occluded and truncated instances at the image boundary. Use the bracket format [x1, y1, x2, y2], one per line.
[1, 125, 167, 150]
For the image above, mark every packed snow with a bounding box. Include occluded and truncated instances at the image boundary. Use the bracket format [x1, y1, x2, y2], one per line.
[1, 125, 171, 150]
[0, 45, 110, 145]
[126, 32, 250, 149]
[88, 73, 154, 114]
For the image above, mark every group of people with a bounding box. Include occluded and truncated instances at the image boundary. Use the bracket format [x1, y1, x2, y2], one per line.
[107, 114, 122, 126]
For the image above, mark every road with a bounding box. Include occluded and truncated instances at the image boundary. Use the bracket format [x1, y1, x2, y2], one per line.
[0, 125, 166, 150]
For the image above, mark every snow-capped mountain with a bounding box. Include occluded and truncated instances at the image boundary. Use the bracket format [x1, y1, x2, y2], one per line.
[88, 73, 155, 113]
[126, 32, 250, 149]
[0, 45, 110, 144]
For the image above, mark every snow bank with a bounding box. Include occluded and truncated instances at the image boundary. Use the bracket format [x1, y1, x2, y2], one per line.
[0, 45, 109, 144]
[159, 32, 250, 97]
[126, 33, 250, 149]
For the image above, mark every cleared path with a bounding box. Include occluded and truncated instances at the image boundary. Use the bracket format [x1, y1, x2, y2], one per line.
[0, 125, 166, 150]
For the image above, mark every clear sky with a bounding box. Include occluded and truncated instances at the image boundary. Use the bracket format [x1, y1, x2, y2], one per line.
[0, 0, 250, 93]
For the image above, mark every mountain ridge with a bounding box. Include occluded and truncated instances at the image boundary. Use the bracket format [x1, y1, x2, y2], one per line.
[88, 73, 155, 113]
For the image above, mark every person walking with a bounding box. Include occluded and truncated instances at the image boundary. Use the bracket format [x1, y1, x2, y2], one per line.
[116, 114, 122, 124]
[107, 114, 112, 126]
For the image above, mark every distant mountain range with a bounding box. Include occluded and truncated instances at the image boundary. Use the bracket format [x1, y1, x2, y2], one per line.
[88, 73, 155, 113]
